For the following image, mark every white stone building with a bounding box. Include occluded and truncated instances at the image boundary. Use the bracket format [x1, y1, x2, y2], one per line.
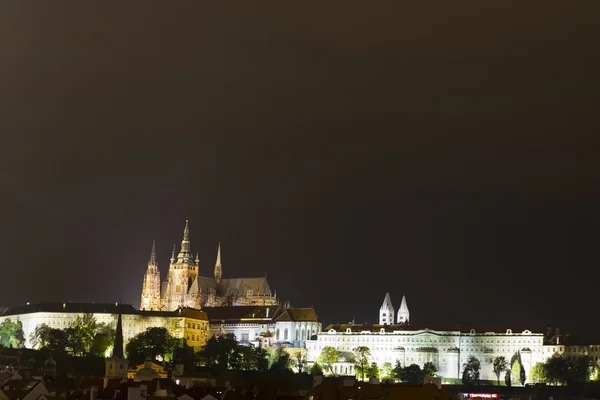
[306, 293, 547, 381]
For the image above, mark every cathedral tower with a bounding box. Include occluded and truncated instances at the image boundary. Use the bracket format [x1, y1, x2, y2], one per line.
[214, 243, 222, 284]
[397, 294, 409, 324]
[379, 292, 394, 325]
[164, 219, 201, 311]
[140, 241, 161, 311]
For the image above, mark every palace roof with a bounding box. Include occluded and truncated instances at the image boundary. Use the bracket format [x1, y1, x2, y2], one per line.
[1, 302, 137, 317]
[275, 308, 319, 322]
[203, 305, 280, 323]
[322, 323, 545, 335]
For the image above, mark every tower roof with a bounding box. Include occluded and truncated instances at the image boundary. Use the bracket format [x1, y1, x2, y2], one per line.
[177, 219, 193, 263]
[112, 314, 124, 358]
[399, 294, 408, 310]
[149, 241, 157, 266]
[380, 292, 394, 310]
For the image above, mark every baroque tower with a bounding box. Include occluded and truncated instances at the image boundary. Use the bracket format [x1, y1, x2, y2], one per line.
[379, 292, 395, 325]
[105, 314, 128, 380]
[163, 220, 201, 311]
[397, 294, 409, 324]
[140, 241, 161, 311]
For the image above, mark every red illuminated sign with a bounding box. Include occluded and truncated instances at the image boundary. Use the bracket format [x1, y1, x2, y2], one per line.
[466, 394, 498, 399]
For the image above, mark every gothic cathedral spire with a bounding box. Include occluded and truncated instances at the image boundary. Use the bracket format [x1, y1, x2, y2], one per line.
[214, 242, 222, 284]
[177, 219, 192, 261]
[140, 241, 161, 311]
[149, 240, 157, 266]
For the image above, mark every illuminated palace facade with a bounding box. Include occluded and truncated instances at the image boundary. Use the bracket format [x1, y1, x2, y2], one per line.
[305, 292, 578, 382]
[140, 219, 277, 311]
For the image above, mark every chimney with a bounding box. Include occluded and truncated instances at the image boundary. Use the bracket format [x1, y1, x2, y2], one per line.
[556, 328, 560, 345]
[266, 308, 270, 318]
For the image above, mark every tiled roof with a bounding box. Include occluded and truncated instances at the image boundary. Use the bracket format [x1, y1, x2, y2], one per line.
[219, 277, 272, 297]
[275, 308, 319, 322]
[203, 305, 281, 322]
[0, 379, 44, 400]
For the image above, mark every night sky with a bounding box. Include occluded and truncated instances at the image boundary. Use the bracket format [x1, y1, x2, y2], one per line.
[1, 3, 599, 335]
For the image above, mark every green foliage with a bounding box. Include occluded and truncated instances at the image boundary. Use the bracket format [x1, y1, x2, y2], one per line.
[541, 354, 593, 386]
[198, 333, 268, 372]
[462, 355, 481, 386]
[309, 362, 323, 375]
[367, 362, 379, 379]
[46, 329, 68, 353]
[270, 347, 291, 371]
[395, 363, 423, 384]
[511, 358, 522, 386]
[492, 356, 508, 386]
[504, 370, 511, 387]
[353, 346, 371, 380]
[380, 362, 393, 380]
[0, 318, 25, 348]
[423, 361, 437, 378]
[29, 324, 52, 349]
[317, 346, 338, 375]
[530, 362, 546, 384]
[126, 327, 177, 365]
[292, 350, 307, 373]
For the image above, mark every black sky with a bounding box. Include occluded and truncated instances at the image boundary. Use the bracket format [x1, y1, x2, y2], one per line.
[1, 2, 599, 335]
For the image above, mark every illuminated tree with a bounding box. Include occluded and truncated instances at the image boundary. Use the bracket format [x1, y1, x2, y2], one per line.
[397, 364, 423, 384]
[30, 324, 52, 349]
[380, 362, 393, 380]
[353, 346, 371, 380]
[126, 327, 177, 364]
[292, 349, 307, 373]
[492, 356, 508, 386]
[0, 318, 25, 348]
[423, 361, 437, 378]
[367, 362, 380, 379]
[462, 356, 481, 385]
[530, 362, 546, 383]
[317, 346, 338, 375]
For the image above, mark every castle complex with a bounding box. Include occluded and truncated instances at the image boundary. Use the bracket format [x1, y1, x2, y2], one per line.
[140, 220, 277, 311]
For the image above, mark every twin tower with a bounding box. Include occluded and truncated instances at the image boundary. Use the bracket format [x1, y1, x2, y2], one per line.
[379, 292, 410, 325]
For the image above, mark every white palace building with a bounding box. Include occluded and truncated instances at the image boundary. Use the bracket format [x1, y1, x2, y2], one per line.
[305, 293, 580, 382]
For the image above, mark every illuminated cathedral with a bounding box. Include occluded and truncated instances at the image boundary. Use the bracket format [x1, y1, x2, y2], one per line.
[140, 220, 277, 311]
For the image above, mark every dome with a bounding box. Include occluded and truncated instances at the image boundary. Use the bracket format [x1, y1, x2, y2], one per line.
[134, 366, 160, 382]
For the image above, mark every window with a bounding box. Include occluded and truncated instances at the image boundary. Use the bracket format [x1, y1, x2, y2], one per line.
[241, 333, 249, 342]
[276, 329, 280, 340]
[284, 328, 289, 340]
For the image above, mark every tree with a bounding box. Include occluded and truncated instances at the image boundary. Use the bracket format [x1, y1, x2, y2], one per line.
[367, 362, 380, 379]
[423, 362, 437, 378]
[198, 333, 239, 370]
[30, 324, 52, 349]
[90, 322, 115, 357]
[353, 346, 371, 380]
[544, 354, 569, 385]
[530, 362, 546, 384]
[126, 327, 177, 365]
[492, 356, 508, 387]
[292, 349, 307, 373]
[510, 358, 521, 386]
[46, 329, 68, 353]
[309, 362, 323, 375]
[270, 346, 291, 371]
[462, 356, 481, 386]
[0, 318, 25, 348]
[505, 370, 511, 387]
[397, 364, 423, 384]
[380, 362, 393, 380]
[317, 346, 338, 375]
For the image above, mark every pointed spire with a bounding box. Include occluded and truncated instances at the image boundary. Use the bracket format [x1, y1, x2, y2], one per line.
[399, 294, 408, 310]
[178, 219, 192, 261]
[170, 244, 176, 263]
[214, 242, 222, 284]
[380, 292, 393, 310]
[149, 241, 157, 266]
[112, 314, 124, 358]
[397, 294, 410, 324]
[195, 252, 199, 263]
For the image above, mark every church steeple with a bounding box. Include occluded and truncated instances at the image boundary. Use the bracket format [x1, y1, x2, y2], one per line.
[379, 292, 394, 325]
[214, 242, 222, 284]
[149, 240, 157, 266]
[397, 294, 410, 324]
[177, 219, 192, 262]
[113, 313, 124, 358]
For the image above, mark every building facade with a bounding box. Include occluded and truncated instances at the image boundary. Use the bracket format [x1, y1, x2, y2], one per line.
[306, 293, 547, 382]
[0, 303, 210, 350]
[140, 220, 278, 311]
